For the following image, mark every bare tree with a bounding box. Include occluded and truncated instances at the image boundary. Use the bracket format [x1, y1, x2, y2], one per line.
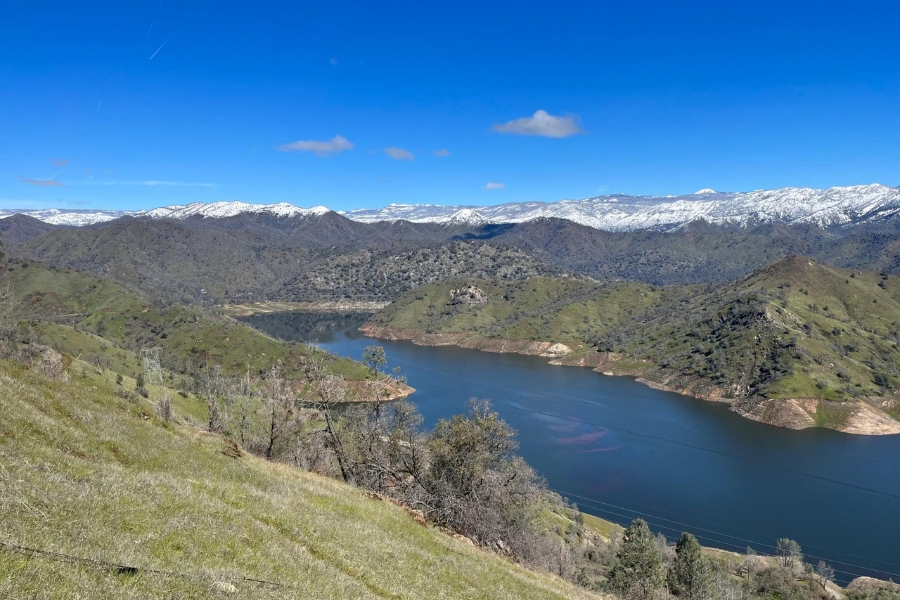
[202, 365, 226, 432]
[0, 284, 18, 356]
[259, 363, 298, 460]
[231, 366, 257, 447]
[310, 366, 350, 481]
[815, 560, 834, 589]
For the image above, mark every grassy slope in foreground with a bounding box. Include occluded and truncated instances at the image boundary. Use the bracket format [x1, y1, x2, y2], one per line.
[0, 361, 598, 600]
[363, 257, 900, 434]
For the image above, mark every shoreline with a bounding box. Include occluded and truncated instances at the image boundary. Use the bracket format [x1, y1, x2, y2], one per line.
[222, 301, 388, 317]
[358, 323, 900, 436]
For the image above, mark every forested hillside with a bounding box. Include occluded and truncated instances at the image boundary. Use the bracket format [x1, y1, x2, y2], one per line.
[6, 212, 900, 305]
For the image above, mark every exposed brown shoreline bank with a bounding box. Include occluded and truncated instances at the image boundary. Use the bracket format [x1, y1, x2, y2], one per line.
[359, 323, 900, 436]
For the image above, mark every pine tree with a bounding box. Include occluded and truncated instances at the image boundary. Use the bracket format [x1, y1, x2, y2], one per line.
[607, 519, 665, 600]
[669, 533, 713, 600]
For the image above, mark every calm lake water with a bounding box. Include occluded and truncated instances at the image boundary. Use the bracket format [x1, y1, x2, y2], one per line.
[242, 312, 900, 584]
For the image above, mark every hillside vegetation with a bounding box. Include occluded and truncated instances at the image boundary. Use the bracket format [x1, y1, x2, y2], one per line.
[365, 257, 900, 433]
[8, 211, 900, 304]
[1, 260, 369, 383]
[6, 345, 889, 600]
[0, 361, 599, 600]
[281, 242, 564, 302]
[3, 258, 899, 597]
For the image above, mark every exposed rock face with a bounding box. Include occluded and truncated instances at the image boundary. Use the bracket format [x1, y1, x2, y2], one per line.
[733, 398, 817, 430]
[847, 577, 900, 596]
[449, 285, 488, 306]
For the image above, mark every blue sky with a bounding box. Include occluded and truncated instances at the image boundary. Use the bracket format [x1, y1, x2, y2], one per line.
[2, 0, 899, 212]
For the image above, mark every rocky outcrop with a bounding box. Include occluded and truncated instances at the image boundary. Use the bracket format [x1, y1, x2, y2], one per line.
[839, 401, 900, 435]
[449, 285, 488, 305]
[733, 398, 818, 430]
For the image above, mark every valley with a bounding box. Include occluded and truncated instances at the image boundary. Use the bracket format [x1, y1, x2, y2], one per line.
[4, 208, 900, 597]
[8, 6, 900, 599]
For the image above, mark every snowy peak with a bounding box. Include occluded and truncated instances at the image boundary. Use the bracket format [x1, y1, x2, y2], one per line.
[445, 208, 489, 225]
[138, 201, 332, 220]
[4, 184, 900, 232]
[0, 208, 127, 226]
[342, 184, 900, 231]
[0, 202, 333, 227]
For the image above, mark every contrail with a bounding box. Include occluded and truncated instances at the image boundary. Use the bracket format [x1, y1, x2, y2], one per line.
[149, 38, 169, 60]
[147, 22, 154, 35]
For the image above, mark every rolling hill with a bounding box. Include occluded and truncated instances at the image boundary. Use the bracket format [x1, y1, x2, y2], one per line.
[363, 257, 900, 434]
[6, 209, 900, 307]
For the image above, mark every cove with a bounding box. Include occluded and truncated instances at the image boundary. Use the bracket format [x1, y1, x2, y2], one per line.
[242, 311, 900, 584]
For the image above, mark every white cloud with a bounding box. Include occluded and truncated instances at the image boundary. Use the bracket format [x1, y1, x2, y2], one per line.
[384, 147, 414, 161]
[433, 148, 451, 157]
[492, 110, 582, 138]
[277, 135, 355, 156]
[483, 182, 505, 190]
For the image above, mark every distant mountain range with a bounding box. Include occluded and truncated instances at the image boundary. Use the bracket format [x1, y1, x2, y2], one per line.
[0, 208, 129, 226]
[2, 183, 900, 232]
[344, 184, 900, 230]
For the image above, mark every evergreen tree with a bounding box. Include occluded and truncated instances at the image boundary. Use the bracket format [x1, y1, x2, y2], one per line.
[607, 518, 665, 600]
[776, 538, 802, 569]
[669, 533, 713, 600]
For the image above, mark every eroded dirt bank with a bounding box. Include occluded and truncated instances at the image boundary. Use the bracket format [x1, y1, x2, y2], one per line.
[359, 324, 900, 436]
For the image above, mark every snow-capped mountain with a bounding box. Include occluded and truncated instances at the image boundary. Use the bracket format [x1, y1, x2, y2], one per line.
[138, 201, 331, 220]
[3, 184, 900, 231]
[0, 202, 331, 226]
[341, 184, 900, 231]
[0, 208, 128, 226]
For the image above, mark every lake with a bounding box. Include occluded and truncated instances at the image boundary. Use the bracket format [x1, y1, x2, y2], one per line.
[242, 311, 900, 584]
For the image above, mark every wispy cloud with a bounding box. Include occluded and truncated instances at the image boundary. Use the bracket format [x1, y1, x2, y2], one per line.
[433, 149, 451, 157]
[492, 110, 582, 138]
[51, 159, 69, 167]
[277, 135, 354, 156]
[72, 180, 218, 187]
[330, 58, 339, 66]
[483, 182, 505, 190]
[384, 147, 414, 161]
[19, 176, 64, 187]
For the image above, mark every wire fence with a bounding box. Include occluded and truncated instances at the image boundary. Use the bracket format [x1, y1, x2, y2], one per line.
[0, 540, 293, 591]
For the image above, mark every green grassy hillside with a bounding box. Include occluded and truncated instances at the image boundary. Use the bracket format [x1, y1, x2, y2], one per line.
[2, 261, 369, 382]
[0, 360, 599, 599]
[367, 257, 900, 431]
[611, 256, 900, 402]
[371, 276, 695, 345]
